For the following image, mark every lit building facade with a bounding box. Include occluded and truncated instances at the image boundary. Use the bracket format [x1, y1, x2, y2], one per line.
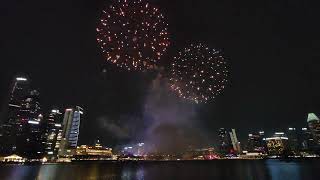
[7, 76, 30, 125]
[246, 131, 267, 153]
[266, 132, 289, 156]
[75, 140, 112, 160]
[218, 128, 232, 155]
[299, 127, 315, 153]
[287, 128, 299, 154]
[0, 76, 29, 155]
[58, 106, 83, 156]
[15, 90, 46, 158]
[229, 129, 241, 153]
[45, 109, 63, 159]
[307, 113, 320, 150]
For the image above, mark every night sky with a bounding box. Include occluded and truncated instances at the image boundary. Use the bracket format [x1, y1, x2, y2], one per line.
[1, 0, 320, 149]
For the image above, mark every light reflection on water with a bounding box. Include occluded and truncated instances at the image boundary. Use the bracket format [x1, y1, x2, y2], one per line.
[0, 160, 319, 180]
[266, 161, 301, 180]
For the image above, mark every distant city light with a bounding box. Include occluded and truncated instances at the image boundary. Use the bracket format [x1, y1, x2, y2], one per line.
[8, 104, 21, 108]
[28, 120, 39, 125]
[16, 77, 27, 81]
[266, 137, 288, 140]
[275, 132, 284, 135]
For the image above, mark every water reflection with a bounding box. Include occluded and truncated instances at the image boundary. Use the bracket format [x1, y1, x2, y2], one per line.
[0, 160, 320, 180]
[121, 165, 145, 180]
[36, 165, 58, 179]
[266, 160, 301, 180]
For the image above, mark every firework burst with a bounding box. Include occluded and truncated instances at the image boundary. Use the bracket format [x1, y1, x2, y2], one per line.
[96, 0, 170, 71]
[169, 43, 229, 103]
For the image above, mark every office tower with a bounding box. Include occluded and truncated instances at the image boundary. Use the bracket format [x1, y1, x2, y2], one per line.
[58, 106, 83, 156]
[258, 131, 267, 152]
[45, 109, 63, 160]
[0, 76, 30, 155]
[18, 90, 41, 122]
[218, 128, 232, 155]
[15, 90, 45, 158]
[229, 129, 241, 153]
[307, 113, 320, 148]
[246, 131, 266, 153]
[287, 128, 299, 155]
[299, 127, 316, 153]
[266, 132, 289, 156]
[7, 76, 30, 125]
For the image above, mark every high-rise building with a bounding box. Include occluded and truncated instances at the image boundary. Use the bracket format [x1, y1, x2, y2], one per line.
[18, 90, 41, 122]
[287, 128, 299, 155]
[7, 76, 30, 125]
[307, 113, 320, 148]
[299, 127, 316, 154]
[266, 132, 289, 156]
[58, 106, 83, 157]
[229, 129, 241, 153]
[246, 131, 266, 153]
[218, 128, 232, 155]
[15, 90, 45, 158]
[44, 109, 63, 160]
[0, 76, 30, 155]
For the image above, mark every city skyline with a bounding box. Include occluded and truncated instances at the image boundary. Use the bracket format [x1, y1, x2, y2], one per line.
[0, 74, 319, 155]
[2, 73, 319, 155]
[1, 1, 320, 180]
[1, 74, 320, 163]
[1, 0, 319, 148]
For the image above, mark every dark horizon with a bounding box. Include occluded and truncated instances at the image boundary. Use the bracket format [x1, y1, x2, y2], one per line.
[1, 0, 320, 148]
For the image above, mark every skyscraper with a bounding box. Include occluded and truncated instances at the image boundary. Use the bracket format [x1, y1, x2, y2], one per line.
[229, 129, 241, 153]
[0, 76, 30, 155]
[307, 113, 320, 149]
[246, 131, 266, 153]
[299, 127, 315, 154]
[45, 109, 63, 160]
[18, 90, 41, 122]
[218, 128, 232, 155]
[287, 128, 299, 155]
[5, 76, 30, 126]
[58, 106, 83, 157]
[15, 90, 45, 158]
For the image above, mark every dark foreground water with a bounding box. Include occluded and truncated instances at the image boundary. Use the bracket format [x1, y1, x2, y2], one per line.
[1, 160, 320, 180]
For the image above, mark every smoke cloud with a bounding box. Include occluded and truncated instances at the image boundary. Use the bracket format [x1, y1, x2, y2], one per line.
[97, 116, 131, 140]
[97, 73, 212, 153]
[141, 74, 211, 153]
